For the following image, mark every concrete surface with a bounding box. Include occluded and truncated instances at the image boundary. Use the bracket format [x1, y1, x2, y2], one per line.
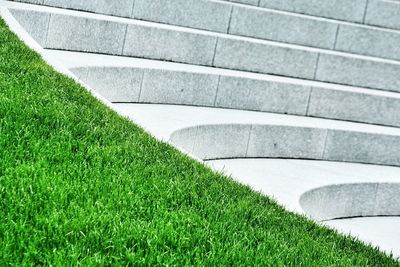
[5, 2, 400, 92]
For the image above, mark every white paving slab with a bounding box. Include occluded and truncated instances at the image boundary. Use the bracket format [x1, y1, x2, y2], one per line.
[326, 217, 400, 258]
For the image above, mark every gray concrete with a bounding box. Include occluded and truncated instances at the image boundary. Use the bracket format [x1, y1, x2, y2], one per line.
[307, 88, 400, 127]
[140, 69, 220, 106]
[365, 0, 400, 30]
[46, 13, 126, 54]
[122, 24, 217, 66]
[229, 6, 338, 49]
[246, 125, 327, 159]
[74, 67, 143, 102]
[170, 122, 400, 165]
[56, 51, 400, 128]
[323, 131, 400, 166]
[12, 0, 42, 4]
[170, 124, 251, 159]
[44, 0, 134, 17]
[225, 0, 259, 5]
[193, 124, 251, 159]
[259, 0, 368, 23]
[109, 103, 400, 166]
[213, 38, 318, 79]
[300, 183, 400, 220]
[316, 54, 400, 92]
[215, 76, 310, 115]
[335, 24, 400, 61]
[8, 8, 49, 45]
[8, 6, 400, 93]
[10, 0, 400, 59]
[132, 0, 232, 33]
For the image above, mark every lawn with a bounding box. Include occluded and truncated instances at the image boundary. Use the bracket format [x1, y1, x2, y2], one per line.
[0, 18, 398, 266]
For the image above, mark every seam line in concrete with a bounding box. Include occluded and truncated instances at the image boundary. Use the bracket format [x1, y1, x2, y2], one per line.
[321, 129, 330, 160]
[333, 24, 340, 49]
[137, 69, 145, 102]
[245, 125, 253, 157]
[211, 38, 219, 66]
[362, 0, 370, 23]
[313, 53, 321, 80]
[120, 24, 129, 55]
[213, 75, 222, 106]
[305, 87, 313, 116]
[129, 0, 136, 18]
[43, 13, 51, 47]
[226, 5, 234, 34]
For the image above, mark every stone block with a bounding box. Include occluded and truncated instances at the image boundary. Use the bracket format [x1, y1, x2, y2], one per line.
[215, 76, 310, 115]
[9, 9, 49, 46]
[133, 0, 231, 33]
[84, 67, 143, 102]
[300, 183, 379, 220]
[365, 0, 400, 30]
[123, 24, 217, 66]
[323, 131, 400, 166]
[46, 14, 126, 54]
[192, 124, 251, 160]
[246, 125, 327, 159]
[213, 38, 318, 79]
[307, 88, 400, 127]
[335, 24, 400, 61]
[169, 126, 198, 155]
[259, 0, 367, 23]
[43, 0, 135, 17]
[315, 54, 400, 92]
[374, 183, 400, 215]
[229, 6, 338, 49]
[139, 69, 219, 106]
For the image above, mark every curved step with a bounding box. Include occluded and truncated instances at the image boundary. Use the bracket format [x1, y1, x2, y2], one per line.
[112, 103, 400, 166]
[45, 50, 400, 128]
[300, 183, 400, 221]
[5, 3, 400, 93]
[6, 0, 400, 61]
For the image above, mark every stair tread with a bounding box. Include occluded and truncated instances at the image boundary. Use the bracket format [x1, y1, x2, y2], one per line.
[47, 49, 400, 99]
[112, 103, 400, 140]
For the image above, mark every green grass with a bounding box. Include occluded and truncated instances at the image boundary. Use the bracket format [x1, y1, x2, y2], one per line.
[0, 18, 398, 266]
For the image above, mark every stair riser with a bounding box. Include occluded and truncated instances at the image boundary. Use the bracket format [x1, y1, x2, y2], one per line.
[15, 0, 400, 32]
[260, 0, 400, 31]
[300, 183, 400, 221]
[10, 9, 400, 93]
[171, 124, 400, 166]
[72, 66, 400, 128]
[9, 0, 400, 61]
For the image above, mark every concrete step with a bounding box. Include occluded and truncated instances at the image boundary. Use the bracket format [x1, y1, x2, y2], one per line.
[113, 103, 400, 167]
[5, 3, 400, 93]
[46, 50, 400, 129]
[228, 0, 400, 31]
[7, 0, 400, 61]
